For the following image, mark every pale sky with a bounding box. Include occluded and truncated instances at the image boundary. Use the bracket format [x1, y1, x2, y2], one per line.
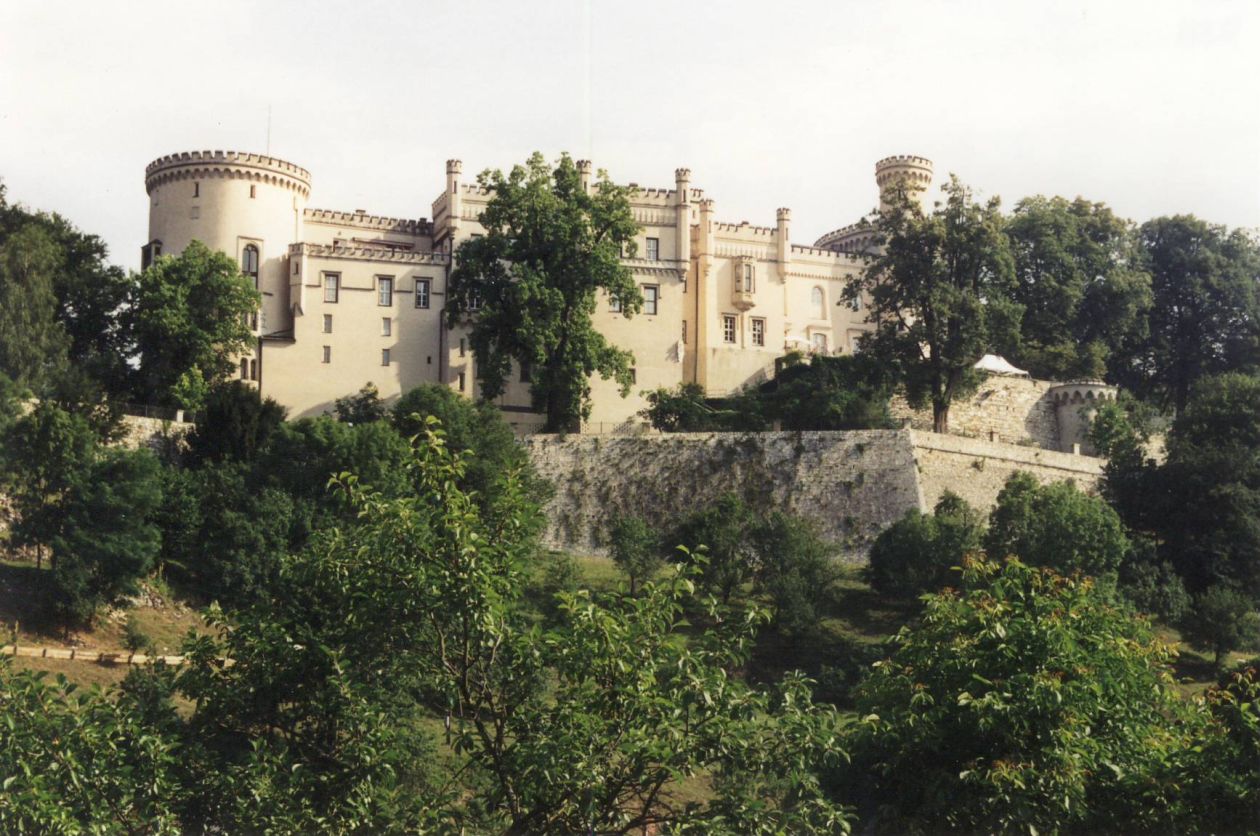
[2, 0, 1258, 270]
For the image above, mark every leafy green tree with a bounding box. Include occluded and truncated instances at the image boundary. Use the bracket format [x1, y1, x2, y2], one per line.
[0, 223, 68, 392]
[641, 382, 755, 432]
[48, 447, 164, 624]
[446, 153, 643, 432]
[844, 557, 1197, 834]
[1002, 196, 1151, 381]
[1118, 216, 1260, 413]
[1185, 666, 1260, 827]
[1117, 539, 1192, 623]
[1180, 586, 1260, 669]
[867, 491, 984, 598]
[186, 381, 287, 465]
[1089, 396, 1164, 536]
[3, 401, 97, 569]
[333, 382, 387, 424]
[0, 662, 182, 832]
[846, 176, 1019, 433]
[984, 472, 1129, 582]
[748, 511, 837, 635]
[671, 493, 759, 603]
[129, 240, 259, 409]
[608, 514, 662, 595]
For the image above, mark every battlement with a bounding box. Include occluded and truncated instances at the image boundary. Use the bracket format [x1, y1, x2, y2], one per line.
[289, 241, 449, 265]
[713, 220, 777, 237]
[789, 244, 847, 259]
[875, 154, 933, 170]
[813, 222, 874, 249]
[304, 208, 433, 236]
[145, 150, 311, 195]
[628, 185, 679, 205]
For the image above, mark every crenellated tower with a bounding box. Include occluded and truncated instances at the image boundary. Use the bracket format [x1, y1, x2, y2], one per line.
[875, 154, 934, 213]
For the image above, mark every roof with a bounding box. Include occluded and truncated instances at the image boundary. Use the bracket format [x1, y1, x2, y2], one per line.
[974, 354, 1029, 377]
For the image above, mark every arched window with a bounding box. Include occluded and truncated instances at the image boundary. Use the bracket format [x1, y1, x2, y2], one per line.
[811, 286, 825, 319]
[241, 245, 260, 288]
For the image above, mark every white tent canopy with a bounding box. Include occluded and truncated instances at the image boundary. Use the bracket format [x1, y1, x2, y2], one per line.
[973, 354, 1029, 377]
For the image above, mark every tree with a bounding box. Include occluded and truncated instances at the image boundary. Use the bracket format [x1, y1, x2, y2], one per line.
[608, 514, 662, 595]
[670, 493, 759, 603]
[48, 447, 164, 624]
[758, 354, 894, 431]
[1002, 195, 1151, 381]
[984, 472, 1129, 582]
[186, 381, 287, 465]
[0, 223, 68, 392]
[641, 382, 755, 432]
[1180, 586, 1260, 669]
[846, 176, 1019, 433]
[1118, 216, 1260, 413]
[867, 491, 984, 598]
[748, 511, 838, 636]
[129, 240, 259, 409]
[446, 153, 643, 432]
[333, 382, 387, 424]
[844, 557, 1197, 834]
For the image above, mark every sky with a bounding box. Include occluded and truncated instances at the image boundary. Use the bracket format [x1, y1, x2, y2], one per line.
[2, 0, 1258, 270]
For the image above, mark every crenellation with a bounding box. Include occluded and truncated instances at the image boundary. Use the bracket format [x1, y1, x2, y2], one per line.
[304, 208, 433, 235]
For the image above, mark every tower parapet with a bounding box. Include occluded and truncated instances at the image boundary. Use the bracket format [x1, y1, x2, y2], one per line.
[1048, 381, 1118, 455]
[875, 154, 933, 212]
[145, 150, 311, 197]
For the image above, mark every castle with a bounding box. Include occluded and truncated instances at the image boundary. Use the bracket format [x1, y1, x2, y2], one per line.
[142, 151, 952, 431]
[142, 150, 1113, 449]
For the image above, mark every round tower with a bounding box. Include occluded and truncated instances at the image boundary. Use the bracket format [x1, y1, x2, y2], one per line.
[1048, 381, 1118, 455]
[144, 150, 311, 348]
[875, 155, 934, 213]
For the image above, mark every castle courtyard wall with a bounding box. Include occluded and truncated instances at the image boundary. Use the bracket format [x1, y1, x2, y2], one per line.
[890, 376, 1060, 448]
[526, 429, 1102, 563]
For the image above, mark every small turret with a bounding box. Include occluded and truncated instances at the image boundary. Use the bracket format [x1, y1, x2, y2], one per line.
[875, 155, 934, 213]
[776, 207, 791, 268]
[577, 159, 593, 192]
[674, 168, 691, 265]
[1048, 381, 1118, 455]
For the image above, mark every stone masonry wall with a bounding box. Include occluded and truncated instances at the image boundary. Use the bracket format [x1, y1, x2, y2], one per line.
[891, 376, 1060, 449]
[527, 429, 1103, 563]
[118, 415, 194, 457]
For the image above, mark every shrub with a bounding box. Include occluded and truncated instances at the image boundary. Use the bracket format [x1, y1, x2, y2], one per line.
[748, 511, 838, 635]
[608, 515, 662, 596]
[186, 381, 287, 465]
[1180, 585, 1260, 669]
[670, 493, 758, 603]
[333, 383, 387, 424]
[867, 491, 983, 598]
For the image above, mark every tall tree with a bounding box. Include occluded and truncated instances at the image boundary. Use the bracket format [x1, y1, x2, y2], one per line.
[846, 176, 1020, 433]
[446, 153, 643, 432]
[129, 240, 259, 409]
[0, 222, 68, 392]
[1118, 216, 1260, 413]
[1002, 196, 1151, 381]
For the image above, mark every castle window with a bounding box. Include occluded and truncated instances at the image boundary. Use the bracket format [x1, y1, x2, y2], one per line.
[459, 338, 466, 358]
[193, 182, 200, 198]
[140, 239, 163, 271]
[609, 293, 622, 313]
[382, 348, 391, 366]
[742, 263, 755, 292]
[249, 359, 257, 381]
[240, 358, 248, 379]
[751, 317, 765, 346]
[848, 292, 862, 312]
[646, 237, 660, 261]
[415, 278, 430, 309]
[812, 332, 828, 353]
[458, 372, 466, 392]
[642, 284, 659, 316]
[722, 314, 736, 344]
[811, 286, 825, 319]
[382, 317, 392, 337]
[323, 273, 340, 303]
[629, 367, 637, 384]
[241, 244, 260, 289]
[378, 276, 394, 306]
[249, 184, 257, 199]
[323, 314, 332, 333]
[681, 320, 687, 343]
[322, 345, 331, 364]
[520, 359, 531, 383]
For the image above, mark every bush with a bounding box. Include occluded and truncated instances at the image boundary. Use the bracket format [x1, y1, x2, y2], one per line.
[123, 614, 155, 654]
[1118, 538, 1191, 622]
[608, 515, 662, 595]
[867, 491, 984, 598]
[1180, 585, 1260, 669]
[984, 472, 1129, 582]
[748, 511, 837, 635]
[333, 383, 387, 424]
[186, 381, 287, 465]
[844, 557, 1198, 834]
[670, 493, 758, 603]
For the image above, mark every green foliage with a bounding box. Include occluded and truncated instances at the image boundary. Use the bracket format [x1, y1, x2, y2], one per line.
[1002, 195, 1151, 381]
[845, 557, 1195, 834]
[984, 472, 1129, 582]
[848, 176, 1019, 433]
[759, 354, 895, 431]
[748, 512, 838, 636]
[130, 240, 259, 409]
[1180, 586, 1260, 668]
[1188, 666, 1260, 826]
[333, 382, 387, 424]
[49, 447, 164, 624]
[608, 514, 663, 595]
[641, 381, 752, 432]
[0, 662, 182, 833]
[446, 152, 643, 432]
[1117, 539, 1191, 622]
[186, 381, 287, 465]
[867, 491, 984, 598]
[1119, 216, 1260, 412]
[122, 613, 155, 654]
[0, 222, 68, 393]
[671, 493, 759, 603]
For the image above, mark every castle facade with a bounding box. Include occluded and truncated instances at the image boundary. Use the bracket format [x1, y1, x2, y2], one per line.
[142, 151, 934, 430]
